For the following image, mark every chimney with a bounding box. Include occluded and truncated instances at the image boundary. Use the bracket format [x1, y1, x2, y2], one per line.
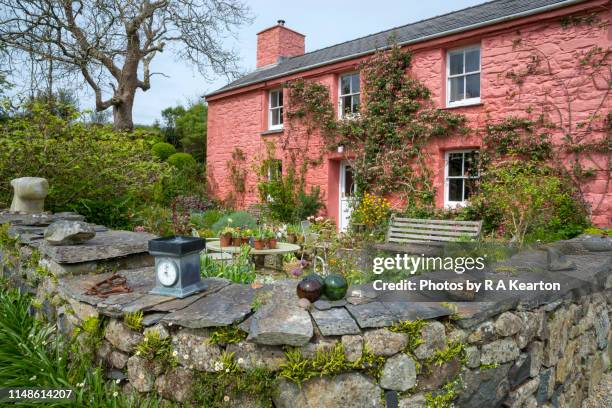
[256, 20, 305, 68]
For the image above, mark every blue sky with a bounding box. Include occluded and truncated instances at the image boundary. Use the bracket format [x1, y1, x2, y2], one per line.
[105, 0, 486, 124]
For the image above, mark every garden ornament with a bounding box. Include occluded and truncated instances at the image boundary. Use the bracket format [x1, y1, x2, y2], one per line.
[9, 177, 49, 213]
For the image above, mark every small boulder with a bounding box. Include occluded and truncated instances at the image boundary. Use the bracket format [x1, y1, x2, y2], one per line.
[104, 319, 142, 353]
[364, 328, 408, 356]
[127, 355, 162, 392]
[494, 312, 522, 337]
[414, 321, 446, 360]
[155, 367, 194, 403]
[44, 220, 96, 246]
[380, 354, 417, 391]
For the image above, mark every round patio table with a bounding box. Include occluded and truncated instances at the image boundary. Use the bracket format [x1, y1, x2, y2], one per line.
[205, 241, 301, 270]
[206, 241, 300, 255]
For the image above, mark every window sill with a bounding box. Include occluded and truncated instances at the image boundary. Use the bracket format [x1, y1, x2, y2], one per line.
[261, 129, 284, 136]
[443, 102, 483, 110]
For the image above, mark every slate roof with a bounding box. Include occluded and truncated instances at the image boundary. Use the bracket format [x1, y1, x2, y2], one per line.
[207, 0, 584, 97]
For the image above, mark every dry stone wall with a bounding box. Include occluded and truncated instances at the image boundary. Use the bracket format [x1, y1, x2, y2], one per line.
[1, 213, 611, 407]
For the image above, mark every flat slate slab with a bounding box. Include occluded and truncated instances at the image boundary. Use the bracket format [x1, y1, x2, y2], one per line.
[57, 267, 155, 307]
[345, 302, 398, 328]
[39, 230, 156, 264]
[311, 307, 360, 336]
[313, 299, 347, 310]
[146, 278, 230, 312]
[0, 211, 84, 226]
[162, 283, 255, 328]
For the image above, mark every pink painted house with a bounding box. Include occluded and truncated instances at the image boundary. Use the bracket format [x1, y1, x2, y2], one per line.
[206, 0, 611, 229]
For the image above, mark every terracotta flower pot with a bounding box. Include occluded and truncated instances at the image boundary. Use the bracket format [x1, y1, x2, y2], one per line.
[220, 233, 232, 247]
[268, 238, 277, 249]
[232, 237, 242, 247]
[254, 239, 265, 250]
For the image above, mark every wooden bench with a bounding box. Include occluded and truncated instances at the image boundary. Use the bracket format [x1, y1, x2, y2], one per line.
[374, 216, 483, 253]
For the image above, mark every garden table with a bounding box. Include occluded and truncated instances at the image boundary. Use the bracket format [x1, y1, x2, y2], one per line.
[205, 241, 301, 270]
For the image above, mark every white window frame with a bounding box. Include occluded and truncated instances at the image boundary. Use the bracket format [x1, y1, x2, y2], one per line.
[338, 72, 360, 119]
[268, 89, 283, 130]
[446, 45, 481, 108]
[444, 149, 480, 208]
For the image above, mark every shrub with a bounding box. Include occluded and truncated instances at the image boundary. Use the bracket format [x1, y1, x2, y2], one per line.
[258, 169, 323, 223]
[191, 209, 225, 230]
[471, 161, 589, 244]
[69, 195, 135, 230]
[0, 103, 172, 211]
[211, 211, 257, 233]
[167, 152, 197, 169]
[151, 142, 176, 160]
[351, 192, 391, 234]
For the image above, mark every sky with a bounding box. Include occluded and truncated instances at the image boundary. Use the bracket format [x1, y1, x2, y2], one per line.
[95, 0, 487, 125]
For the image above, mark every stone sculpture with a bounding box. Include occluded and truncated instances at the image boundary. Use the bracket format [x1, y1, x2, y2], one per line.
[9, 177, 49, 214]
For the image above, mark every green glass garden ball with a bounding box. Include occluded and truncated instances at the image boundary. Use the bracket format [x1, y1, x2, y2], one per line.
[323, 274, 348, 301]
[303, 273, 325, 286]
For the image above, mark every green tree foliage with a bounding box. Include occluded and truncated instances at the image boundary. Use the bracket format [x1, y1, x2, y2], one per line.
[161, 102, 207, 162]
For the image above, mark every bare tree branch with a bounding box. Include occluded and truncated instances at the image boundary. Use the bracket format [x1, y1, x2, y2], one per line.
[0, 0, 252, 130]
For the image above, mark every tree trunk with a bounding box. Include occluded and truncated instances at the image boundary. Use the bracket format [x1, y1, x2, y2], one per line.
[112, 99, 134, 131]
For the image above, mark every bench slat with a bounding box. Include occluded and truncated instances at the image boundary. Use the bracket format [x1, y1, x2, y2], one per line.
[390, 222, 480, 232]
[389, 233, 459, 242]
[393, 217, 482, 226]
[388, 227, 478, 237]
[389, 239, 443, 246]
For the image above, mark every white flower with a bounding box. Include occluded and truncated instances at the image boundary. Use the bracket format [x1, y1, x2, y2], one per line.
[223, 395, 230, 402]
[237, 358, 244, 365]
[29, 375, 37, 381]
[227, 218, 233, 223]
[115, 379, 121, 384]
[183, 354, 189, 360]
[135, 351, 141, 356]
[214, 361, 223, 372]
[113, 391, 118, 397]
[144, 337, 148, 342]
[225, 368, 229, 373]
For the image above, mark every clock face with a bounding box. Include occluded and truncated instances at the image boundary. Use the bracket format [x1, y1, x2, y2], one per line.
[157, 259, 178, 287]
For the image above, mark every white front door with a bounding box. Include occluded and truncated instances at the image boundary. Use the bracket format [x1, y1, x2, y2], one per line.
[339, 161, 356, 232]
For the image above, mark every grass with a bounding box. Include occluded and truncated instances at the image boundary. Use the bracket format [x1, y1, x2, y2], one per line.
[123, 310, 143, 331]
[0, 288, 165, 407]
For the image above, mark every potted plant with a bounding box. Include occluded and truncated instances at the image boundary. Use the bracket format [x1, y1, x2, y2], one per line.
[266, 229, 277, 249]
[241, 229, 253, 246]
[232, 227, 242, 247]
[219, 227, 234, 247]
[253, 231, 266, 250]
[286, 224, 299, 244]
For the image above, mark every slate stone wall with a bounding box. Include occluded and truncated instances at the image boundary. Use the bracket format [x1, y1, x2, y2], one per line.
[2, 230, 611, 407]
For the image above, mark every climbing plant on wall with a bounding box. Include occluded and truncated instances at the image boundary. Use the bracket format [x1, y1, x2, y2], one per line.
[285, 43, 467, 208]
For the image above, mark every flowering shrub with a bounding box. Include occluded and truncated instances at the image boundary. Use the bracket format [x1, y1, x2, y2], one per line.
[351, 193, 391, 231]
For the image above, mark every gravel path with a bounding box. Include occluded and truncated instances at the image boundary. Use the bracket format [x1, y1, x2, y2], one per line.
[582, 372, 612, 408]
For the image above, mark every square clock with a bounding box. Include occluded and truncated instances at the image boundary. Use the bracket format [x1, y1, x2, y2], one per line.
[148, 236, 207, 298]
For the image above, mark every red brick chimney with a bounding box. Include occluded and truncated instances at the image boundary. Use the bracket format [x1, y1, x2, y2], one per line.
[256, 20, 305, 68]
